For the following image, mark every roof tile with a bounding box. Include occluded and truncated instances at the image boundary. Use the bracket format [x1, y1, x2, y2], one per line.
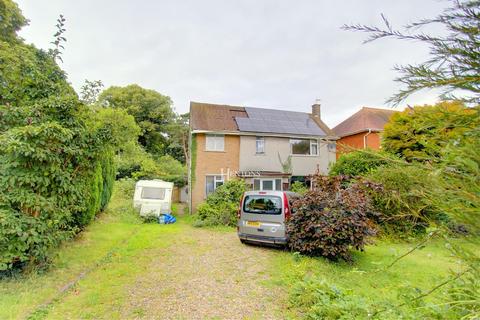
[333, 107, 397, 137]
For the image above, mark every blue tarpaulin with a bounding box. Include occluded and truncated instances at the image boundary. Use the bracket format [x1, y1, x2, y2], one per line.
[158, 213, 176, 224]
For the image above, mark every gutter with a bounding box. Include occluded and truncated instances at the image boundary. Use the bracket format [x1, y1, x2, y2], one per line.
[363, 129, 372, 149]
[190, 129, 339, 141]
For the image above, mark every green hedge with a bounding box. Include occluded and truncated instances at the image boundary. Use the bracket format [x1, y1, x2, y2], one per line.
[329, 150, 390, 176]
[0, 1, 117, 272]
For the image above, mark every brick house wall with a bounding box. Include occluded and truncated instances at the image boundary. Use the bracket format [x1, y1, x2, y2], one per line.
[336, 131, 381, 158]
[191, 133, 240, 212]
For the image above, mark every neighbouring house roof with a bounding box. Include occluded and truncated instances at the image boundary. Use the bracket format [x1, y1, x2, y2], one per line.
[190, 101, 335, 137]
[333, 107, 397, 138]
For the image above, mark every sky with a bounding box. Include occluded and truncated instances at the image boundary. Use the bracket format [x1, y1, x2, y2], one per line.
[16, 0, 447, 128]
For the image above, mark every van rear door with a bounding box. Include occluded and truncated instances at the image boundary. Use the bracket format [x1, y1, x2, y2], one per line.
[241, 193, 285, 238]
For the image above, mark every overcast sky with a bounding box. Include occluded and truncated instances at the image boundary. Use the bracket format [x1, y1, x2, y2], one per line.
[16, 0, 447, 127]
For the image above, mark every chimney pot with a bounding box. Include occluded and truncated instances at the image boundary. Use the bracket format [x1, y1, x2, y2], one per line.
[312, 99, 321, 119]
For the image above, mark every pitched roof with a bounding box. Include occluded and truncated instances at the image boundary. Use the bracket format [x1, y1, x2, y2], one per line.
[190, 101, 335, 137]
[333, 107, 397, 137]
[189, 102, 248, 131]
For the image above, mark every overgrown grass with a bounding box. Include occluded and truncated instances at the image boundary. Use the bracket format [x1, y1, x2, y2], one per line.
[271, 237, 478, 319]
[0, 180, 184, 319]
[1, 180, 476, 319]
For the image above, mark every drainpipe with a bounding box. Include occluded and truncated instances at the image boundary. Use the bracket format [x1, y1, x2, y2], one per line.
[188, 130, 192, 215]
[363, 129, 372, 149]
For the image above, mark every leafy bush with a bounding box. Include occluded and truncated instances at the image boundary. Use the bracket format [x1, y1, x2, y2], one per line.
[290, 181, 308, 195]
[0, 3, 118, 272]
[289, 276, 371, 319]
[329, 150, 390, 176]
[382, 101, 479, 162]
[195, 179, 246, 227]
[116, 142, 187, 186]
[286, 175, 377, 262]
[366, 164, 441, 235]
[289, 275, 455, 319]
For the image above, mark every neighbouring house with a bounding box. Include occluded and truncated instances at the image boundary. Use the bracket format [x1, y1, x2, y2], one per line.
[333, 107, 396, 157]
[188, 101, 337, 212]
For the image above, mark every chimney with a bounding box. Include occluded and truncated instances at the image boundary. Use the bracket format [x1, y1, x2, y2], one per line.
[312, 99, 321, 119]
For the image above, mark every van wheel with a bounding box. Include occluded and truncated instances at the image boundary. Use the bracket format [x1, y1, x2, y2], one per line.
[240, 239, 246, 244]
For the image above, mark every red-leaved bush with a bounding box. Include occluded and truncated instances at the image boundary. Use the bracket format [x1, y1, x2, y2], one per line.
[286, 175, 379, 262]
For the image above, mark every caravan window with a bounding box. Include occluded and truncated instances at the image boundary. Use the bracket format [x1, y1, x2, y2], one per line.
[141, 187, 166, 200]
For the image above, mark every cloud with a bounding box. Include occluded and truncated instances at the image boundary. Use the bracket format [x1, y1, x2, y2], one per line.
[17, 0, 445, 127]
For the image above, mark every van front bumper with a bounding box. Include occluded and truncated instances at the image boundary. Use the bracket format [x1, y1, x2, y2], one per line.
[238, 233, 287, 245]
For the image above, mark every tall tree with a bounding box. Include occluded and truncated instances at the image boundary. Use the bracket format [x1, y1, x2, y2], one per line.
[166, 112, 189, 164]
[98, 84, 174, 155]
[343, 0, 480, 105]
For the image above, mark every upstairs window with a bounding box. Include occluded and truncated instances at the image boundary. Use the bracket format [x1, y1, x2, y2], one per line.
[206, 134, 224, 151]
[290, 139, 319, 155]
[256, 137, 265, 154]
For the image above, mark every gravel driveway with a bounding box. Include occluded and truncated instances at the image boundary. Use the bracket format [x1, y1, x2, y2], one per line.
[122, 224, 286, 320]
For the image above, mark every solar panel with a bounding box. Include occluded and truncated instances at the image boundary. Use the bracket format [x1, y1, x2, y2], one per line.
[235, 108, 326, 135]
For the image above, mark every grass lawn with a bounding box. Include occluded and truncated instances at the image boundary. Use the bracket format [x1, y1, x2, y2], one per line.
[0, 180, 475, 319]
[271, 236, 476, 319]
[0, 181, 184, 320]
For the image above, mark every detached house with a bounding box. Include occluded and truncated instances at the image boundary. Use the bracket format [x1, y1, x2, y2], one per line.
[188, 101, 337, 211]
[333, 107, 396, 157]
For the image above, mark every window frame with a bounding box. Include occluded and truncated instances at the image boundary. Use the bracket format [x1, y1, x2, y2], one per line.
[141, 187, 166, 200]
[290, 138, 319, 156]
[205, 134, 225, 152]
[253, 178, 283, 191]
[310, 139, 319, 156]
[255, 136, 265, 154]
[205, 175, 225, 197]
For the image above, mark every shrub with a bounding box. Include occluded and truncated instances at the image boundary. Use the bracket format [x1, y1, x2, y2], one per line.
[116, 143, 187, 186]
[366, 164, 441, 235]
[290, 181, 308, 195]
[195, 179, 246, 227]
[329, 150, 390, 176]
[287, 175, 377, 262]
[382, 101, 479, 162]
[289, 275, 454, 319]
[0, 4, 118, 272]
[100, 150, 115, 210]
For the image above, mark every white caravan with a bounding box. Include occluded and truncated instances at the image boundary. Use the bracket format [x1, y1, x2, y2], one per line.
[133, 180, 174, 216]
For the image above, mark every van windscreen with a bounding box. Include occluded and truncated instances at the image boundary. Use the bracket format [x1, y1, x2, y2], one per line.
[141, 187, 166, 200]
[243, 195, 282, 215]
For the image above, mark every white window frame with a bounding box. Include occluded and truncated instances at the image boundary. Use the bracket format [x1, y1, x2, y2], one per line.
[205, 175, 225, 197]
[290, 139, 319, 156]
[256, 136, 265, 154]
[205, 134, 225, 152]
[310, 139, 319, 156]
[253, 178, 282, 191]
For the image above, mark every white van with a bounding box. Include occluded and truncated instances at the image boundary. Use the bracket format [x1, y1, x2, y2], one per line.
[133, 180, 174, 216]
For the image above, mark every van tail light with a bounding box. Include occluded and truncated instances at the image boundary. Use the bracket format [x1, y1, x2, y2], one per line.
[283, 192, 291, 220]
[237, 194, 244, 219]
